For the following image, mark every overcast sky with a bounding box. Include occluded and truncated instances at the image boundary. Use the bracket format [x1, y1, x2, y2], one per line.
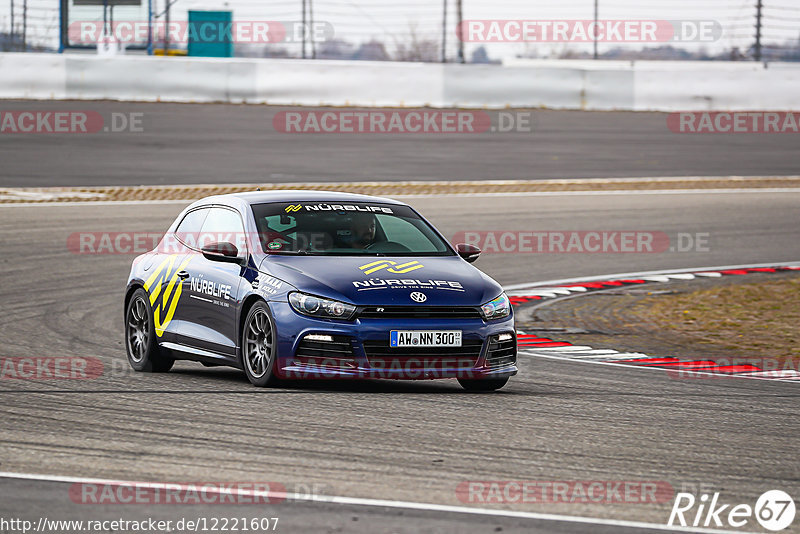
[5, 0, 800, 58]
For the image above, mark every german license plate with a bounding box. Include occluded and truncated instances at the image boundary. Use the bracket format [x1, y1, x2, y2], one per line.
[390, 330, 462, 347]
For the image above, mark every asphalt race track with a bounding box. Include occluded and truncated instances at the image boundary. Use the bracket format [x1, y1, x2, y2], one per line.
[1, 191, 799, 532]
[1, 100, 800, 187]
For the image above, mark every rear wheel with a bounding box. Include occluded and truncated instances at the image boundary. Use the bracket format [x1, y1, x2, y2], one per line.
[242, 302, 279, 387]
[458, 377, 509, 392]
[125, 288, 174, 373]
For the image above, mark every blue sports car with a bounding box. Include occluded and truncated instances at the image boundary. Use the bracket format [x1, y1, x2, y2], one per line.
[124, 191, 517, 391]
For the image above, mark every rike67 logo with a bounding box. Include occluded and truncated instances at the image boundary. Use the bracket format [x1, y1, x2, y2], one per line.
[669, 490, 795, 531]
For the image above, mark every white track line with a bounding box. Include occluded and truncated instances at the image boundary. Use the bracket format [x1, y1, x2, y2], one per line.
[395, 188, 800, 199]
[572, 354, 648, 361]
[0, 200, 194, 208]
[520, 351, 796, 385]
[564, 351, 625, 358]
[0, 472, 749, 534]
[741, 370, 800, 379]
[520, 345, 595, 352]
[641, 276, 673, 283]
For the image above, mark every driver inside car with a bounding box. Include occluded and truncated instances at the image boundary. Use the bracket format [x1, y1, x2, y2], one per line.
[338, 212, 377, 249]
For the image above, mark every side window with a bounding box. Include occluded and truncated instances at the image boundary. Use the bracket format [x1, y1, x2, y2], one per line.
[200, 207, 247, 253]
[175, 208, 209, 247]
[175, 208, 209, 235]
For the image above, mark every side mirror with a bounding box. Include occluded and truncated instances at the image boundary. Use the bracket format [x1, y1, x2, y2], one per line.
[201, 242, 242, 263]
[456, 243, 481, 263]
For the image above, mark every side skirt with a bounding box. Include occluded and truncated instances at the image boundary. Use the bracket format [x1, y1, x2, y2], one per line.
[160, 341, 242, 369]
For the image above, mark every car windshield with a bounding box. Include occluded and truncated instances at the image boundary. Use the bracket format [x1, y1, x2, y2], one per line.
[251, 201, 454, 256]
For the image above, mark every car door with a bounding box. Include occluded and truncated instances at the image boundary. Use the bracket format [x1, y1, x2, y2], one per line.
[143, 207, 210, 344]
[175, 206, 247, 358]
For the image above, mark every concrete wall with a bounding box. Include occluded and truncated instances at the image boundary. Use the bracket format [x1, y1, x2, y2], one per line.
[1, 52, 798, 111]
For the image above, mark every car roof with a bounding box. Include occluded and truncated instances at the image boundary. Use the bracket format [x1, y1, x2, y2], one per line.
[224, 190, 407, 206]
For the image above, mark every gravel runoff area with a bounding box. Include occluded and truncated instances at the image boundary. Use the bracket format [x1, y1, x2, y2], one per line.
[638, 273, 800, 365]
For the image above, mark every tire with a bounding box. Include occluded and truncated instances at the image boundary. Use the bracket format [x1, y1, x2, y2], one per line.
[458, 377, 509, 392]
[125, 288, 174, 373]
[241, 301, 279, 387]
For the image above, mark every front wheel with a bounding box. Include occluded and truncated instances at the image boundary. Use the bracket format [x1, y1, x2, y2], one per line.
[458, 377, 509, 392]
[125, 288, 174, 373]
[242, 302, 279, 387]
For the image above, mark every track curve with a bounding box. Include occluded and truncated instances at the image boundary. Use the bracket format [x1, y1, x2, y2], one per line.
[0, 190, 799, 531]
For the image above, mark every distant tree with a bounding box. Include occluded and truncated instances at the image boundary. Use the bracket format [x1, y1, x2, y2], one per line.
[393, 24, 439, 62]
[262, 45, 292, 58]
[353, 40, 389, 61]
[395, 40, 438, 62]
[470, 45, 491, 63]
[729, 47, 744, 61]
[0, 32, 14, 52]
[236, 44, 266, 58]
[317, 38, 355, 60]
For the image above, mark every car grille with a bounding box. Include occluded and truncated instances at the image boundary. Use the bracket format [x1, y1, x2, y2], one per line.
[362, 339, 484, 369]
[485, 334, 517, 368]
[358, 306, 482, 320]
[294, 335, 356, 369]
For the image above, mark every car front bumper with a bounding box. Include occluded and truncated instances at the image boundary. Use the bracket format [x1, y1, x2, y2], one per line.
[268, 301, 518, 380]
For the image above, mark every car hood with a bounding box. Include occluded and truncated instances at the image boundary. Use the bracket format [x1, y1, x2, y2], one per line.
[259, 255, 503, 306]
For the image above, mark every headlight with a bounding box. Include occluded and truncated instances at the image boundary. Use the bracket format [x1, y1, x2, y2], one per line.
[289, 292, 357, 320]
[480, 293, 511, 320]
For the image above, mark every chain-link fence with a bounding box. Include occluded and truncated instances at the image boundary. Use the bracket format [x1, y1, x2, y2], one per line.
[2, 0, 799, 61]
